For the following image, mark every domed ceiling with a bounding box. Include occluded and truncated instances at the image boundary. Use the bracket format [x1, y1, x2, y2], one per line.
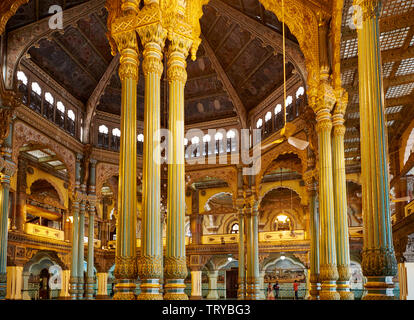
[7, 0, 303, 126]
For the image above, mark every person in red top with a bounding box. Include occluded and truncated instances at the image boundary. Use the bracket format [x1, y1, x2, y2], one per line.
[293, 280, 299, 300]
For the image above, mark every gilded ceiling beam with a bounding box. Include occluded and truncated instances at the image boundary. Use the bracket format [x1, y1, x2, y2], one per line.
[201, 34, 247, 128]
[84, 55, 120, 143]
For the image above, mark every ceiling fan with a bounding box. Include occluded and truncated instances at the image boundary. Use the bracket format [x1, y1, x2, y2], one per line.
[261, 0, 309, 152]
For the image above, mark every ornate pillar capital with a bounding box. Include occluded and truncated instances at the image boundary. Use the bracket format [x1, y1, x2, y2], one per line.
[111, 29, 139, 82]
[353, 0, 382, 20]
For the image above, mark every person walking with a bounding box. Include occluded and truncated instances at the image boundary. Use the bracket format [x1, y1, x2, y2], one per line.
[293, 280, 299, 300]
[273, 281, 280, 300]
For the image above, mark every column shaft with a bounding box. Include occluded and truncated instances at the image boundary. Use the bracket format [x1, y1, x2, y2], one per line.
[316, 109, 339, 300]
[77, 200, 86, 299]
[165, 35, 192, 300]
[237, 207, 245, 299]
[85, 205, 95, 299]
[307, 182, 321, 299]
[245, 202, 260, 300]
[69, 200, 79, 299]
[355, 0, 397, 299]
[332, 112, 354, 300]
[112, 30, 139, 300]
[136, 23, 166, 300]
[190, 270, 202, 300]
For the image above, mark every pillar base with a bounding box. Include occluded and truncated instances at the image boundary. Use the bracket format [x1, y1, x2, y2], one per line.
[320, 281, 340, 300]
[308, 282, 321, 300]
[84, 277, 95, 300]
[69, 278, 78, 300]
[164, 279, 188, 300]
[96, 295, 110, 300]
[190, 295, 202, 300]
[245, 281, 261, 300]
[337, 281, 354, 300]
[113, 280, 136, 300]
[237, 282, 245, 300]
[137, 279, 163, 300]
[363, 276, 395, 300]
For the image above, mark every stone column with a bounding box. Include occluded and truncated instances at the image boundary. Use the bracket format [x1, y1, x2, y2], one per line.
[206, 270, 219, 299]
[112, 28, 139, 300]
[77, 198, 86, 299]
[164, 34, 192, 301]
[85, 159, 96, 300]
[96, 272, 109, 299]
[354, 0, 398, 299]
[15, 157, 27, 232]
[190, 268, 202, 300]
[0, 121, 16, 300]
[136, 22, 166, 301]
[304, 175, 320, 300]
[236, 202, 245, 300]
[245, 198, 260, 300]
[85, 203, 95, 299]
[332, 90, 354, 300]
[70, 154, 81, 299]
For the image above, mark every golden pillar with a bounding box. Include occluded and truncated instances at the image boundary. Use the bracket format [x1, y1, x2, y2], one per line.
[354, 0, 397, 299]
[112, 28, 139, 300]
[164, 34, 192, 300]
[332, 89, 354, 300]
[136, 22, 167, 300]
[313, 82, 340, 300]
[245, 196, 260, 300]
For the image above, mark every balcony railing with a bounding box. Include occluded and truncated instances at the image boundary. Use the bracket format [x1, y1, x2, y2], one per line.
[24, 223, 64, 241]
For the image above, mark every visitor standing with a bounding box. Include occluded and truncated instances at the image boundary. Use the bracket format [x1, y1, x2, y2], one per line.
[293, 280, 299, 300]
[273, 281, 280, 300]
[267, 283, 275, 300]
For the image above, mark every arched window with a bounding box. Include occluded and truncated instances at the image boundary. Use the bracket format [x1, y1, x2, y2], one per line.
[226, 130, 236, 152]
[203, 134, 211, 155]
[45, 92, 54, 104]
[17, 71, 28, 85]
[68, 109, 75, 121]
[184, 138, 188, 146]
[274, 104, 282, 115]
[42, 92, 54, 121]
[256, 118, 263, 129]
[17, 71, 28, 105]
[55, 101, 65, 128]
[98, 125, 109, 148]
[296, 86, 305, 99]
[191, 136, 200, 157]
[286, 96, 293, 106]
[137, 133, 144, 142]
[230, 223, 239, 234]
[31, 82, 42, 95]
[214, 132, 224, 154]
[66, 109, 76, 135]
[265, 111, 272, 122]
[29, 82, 42, 113]
[111, 128, 121, 151]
